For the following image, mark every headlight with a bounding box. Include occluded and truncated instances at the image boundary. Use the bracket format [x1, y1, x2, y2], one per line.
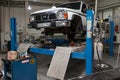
[57, 10, 68, 19]
[29, 16, 35, 22]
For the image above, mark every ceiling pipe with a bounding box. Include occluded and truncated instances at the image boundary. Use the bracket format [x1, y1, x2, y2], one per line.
[94, 0, 98, 19]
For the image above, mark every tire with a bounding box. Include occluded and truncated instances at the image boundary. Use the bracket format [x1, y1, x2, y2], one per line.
[67, 15, 83, 41]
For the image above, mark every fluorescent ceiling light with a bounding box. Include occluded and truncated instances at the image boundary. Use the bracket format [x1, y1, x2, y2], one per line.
[27, 5, 32, 10]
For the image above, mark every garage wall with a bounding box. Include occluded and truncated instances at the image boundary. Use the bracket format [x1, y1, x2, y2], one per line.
[98, 8, 120, 25]
[98, 0, 120, 23]
[0, 6, 1, 31]
[98, 0, 120, 10]
[103, 9, 113, 20]
[97, 0, 120, 21]
[97, 0, 120, 54]
[0, 5, 52, 41]
[1, 7, 25, 41]
[114, 7, 120, 25]
[97, 11, 102, 19]
[0, 6, 1, 50]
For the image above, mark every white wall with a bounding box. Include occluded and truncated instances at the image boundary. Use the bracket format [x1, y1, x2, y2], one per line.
[0, 5, 50, 41]
[0, 6, 1, 30]
[97, 11, 102, 19]
[103, 9, 113, 20]
[114, 7, 120, 24]
[98, 0, 120, 10]
[1, 7, 25, 41]
[97, 0, 120, 54]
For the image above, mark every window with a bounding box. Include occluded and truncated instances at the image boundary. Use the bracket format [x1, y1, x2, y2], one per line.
[57, 2, 81, 10]
[103, 9, 113, 20]
[82, 4, 87, 13]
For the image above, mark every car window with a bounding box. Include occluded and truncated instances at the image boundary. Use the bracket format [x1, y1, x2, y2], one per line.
[82, 3, 87, 13]
[57, 2, 81, 10]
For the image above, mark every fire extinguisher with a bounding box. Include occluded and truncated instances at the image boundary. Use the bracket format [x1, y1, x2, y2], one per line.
[115, 25, 119, 33]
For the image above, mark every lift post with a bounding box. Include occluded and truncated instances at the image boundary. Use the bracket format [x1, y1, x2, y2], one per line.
[85, 10, 94, 75]
[10, 18, 17, 51]
[109, 21, 114, 56]
[104, 21, 114, 56]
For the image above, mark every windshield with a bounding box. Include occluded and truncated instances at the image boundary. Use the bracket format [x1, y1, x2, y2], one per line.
[57, 2, 81, 10]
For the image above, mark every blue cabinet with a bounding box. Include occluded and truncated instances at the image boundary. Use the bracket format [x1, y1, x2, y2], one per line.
[2, 57, 37, 80]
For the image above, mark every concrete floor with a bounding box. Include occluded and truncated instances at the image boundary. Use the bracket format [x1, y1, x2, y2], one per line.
[36, 53, 120, 80]
[0, 52, 120, 80]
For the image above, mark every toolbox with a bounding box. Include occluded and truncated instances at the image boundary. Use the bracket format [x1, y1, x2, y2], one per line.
[2, 57, 37, 80]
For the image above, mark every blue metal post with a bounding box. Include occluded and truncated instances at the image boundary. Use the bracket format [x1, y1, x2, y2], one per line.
[10, 18, 17, 51]
[85, 10, 94, 75]
[110, 21, 114, 56]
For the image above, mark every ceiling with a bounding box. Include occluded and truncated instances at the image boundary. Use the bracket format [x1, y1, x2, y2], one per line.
[0, 0, 95, 7]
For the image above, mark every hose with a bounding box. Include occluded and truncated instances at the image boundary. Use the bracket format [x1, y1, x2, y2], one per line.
[96, 41, 102, 69]
[115, 45, 120, 68]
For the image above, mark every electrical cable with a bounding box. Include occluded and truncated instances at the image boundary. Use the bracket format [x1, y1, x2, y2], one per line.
[96, 41, 102, 70]
[115, 45, 120, 68]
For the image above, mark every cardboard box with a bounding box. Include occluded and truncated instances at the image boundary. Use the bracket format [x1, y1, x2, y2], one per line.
[7, 51, 18, 60]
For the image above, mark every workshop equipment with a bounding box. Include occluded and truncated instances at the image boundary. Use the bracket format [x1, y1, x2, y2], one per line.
[17, 43, 33, 54]
[107, 21, 114, 56]
[10, 18, 18, 51]
[2, 57, 37, 80]
[93, 21, 114, 57]
[103, 21, 114, 56]
[46, 39, 69, 47]
[47, 47, 73, 79]
[29, 10, 94, 76]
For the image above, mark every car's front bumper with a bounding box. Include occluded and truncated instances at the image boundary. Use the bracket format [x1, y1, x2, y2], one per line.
[29, 20, 71, 29]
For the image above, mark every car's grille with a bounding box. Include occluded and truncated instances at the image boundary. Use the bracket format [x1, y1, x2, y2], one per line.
[35, 13, 56, 22]
[42, 14, 48, 20]
[35, 15, 41, 21]
[49, 13, 56, 19]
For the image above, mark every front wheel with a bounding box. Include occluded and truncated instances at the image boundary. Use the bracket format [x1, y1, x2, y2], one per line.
[67, 16, 84, 41]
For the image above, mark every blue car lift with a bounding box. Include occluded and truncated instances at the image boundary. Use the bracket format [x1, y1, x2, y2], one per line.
[10, 18, 18, 51]
[104, 21, 114, 56]
[45, 39, 69, 48]
[29, 10, 94, 75]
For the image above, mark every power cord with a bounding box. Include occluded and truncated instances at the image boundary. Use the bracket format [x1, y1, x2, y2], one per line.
[96, 41, 102, 70]
[115, 44, 120, 68]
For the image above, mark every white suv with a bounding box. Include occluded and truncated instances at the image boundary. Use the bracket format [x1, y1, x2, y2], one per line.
[29, 1, 88, 40]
